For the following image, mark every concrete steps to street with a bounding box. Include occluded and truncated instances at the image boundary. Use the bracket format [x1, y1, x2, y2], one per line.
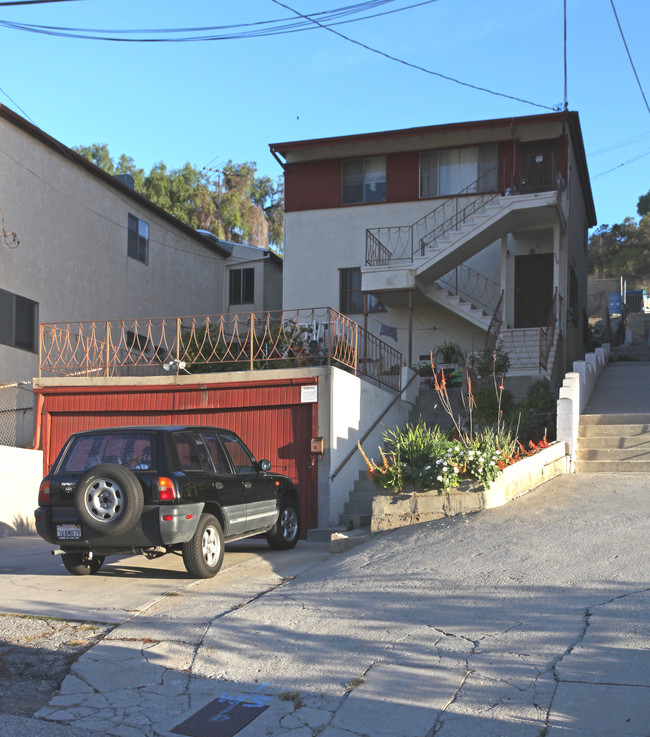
[575, 412, 650, 472]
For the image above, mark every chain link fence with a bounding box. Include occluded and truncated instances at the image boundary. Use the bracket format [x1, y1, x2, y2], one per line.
[0, 381, 36, 448]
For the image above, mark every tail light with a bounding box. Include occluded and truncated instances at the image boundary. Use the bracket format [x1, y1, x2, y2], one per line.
[157, 477, 176, 501]
[38, 480, 51, 504]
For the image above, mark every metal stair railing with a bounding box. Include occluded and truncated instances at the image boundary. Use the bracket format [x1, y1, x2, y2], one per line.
[435, 264, 502, 314]
[539, 289, 559, 371]
[485, 291, 504, 350]
[366, 164, 500, 266]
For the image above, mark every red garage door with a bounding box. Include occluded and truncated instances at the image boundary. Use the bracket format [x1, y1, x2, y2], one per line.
[36, 377, 319, 533]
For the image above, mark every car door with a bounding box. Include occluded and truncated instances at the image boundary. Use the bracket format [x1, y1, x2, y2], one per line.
[217, 431, 278, 534]
[195, 431, 248, 537]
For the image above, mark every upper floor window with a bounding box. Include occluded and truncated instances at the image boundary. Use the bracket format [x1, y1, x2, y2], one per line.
[339, 268, 384, 314]
[128, 214, 149, 264]
[420, 144, 498, 198]
[0, 288, 38, 353]
[229, 268, 255, 305]
[342, 157, 386, 205]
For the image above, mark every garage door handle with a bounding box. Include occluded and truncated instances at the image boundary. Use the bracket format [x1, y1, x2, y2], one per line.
[243, 481, 252, 489]
[214, 482, 224, 490]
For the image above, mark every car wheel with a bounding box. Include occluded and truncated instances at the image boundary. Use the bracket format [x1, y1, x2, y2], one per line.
[182, 513, 225, 578]
[266, 497, 300, 550]
[75, 464, 144, 537]
[61, 552, 105, 576]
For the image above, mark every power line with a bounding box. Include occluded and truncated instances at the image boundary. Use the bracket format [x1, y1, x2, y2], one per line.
[610, 0, 650, 117]
[590, 147, 650, 181]
[0, 85, 36, 124]
[0, 0, 442, 41]
[270, 0, 555, 111]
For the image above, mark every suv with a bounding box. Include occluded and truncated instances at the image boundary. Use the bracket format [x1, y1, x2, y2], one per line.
[34, 426, 301, 579]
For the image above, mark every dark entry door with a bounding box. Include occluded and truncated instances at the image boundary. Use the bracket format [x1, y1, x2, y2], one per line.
[514, 254, 554, 328]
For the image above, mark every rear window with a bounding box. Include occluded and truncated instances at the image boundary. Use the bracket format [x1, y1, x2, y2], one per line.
[61, 433, 155, 473]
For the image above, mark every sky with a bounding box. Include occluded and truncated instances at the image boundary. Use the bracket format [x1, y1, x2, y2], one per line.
[0, 0, 648, 231]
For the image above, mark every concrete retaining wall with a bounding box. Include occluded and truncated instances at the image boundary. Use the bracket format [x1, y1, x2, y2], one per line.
[0, 445, 42, 535]
[556, 344, 610, 471]
[371, 440, 568, 532]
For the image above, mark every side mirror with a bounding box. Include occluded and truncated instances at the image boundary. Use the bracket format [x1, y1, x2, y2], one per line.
[259, 459, 271, 472]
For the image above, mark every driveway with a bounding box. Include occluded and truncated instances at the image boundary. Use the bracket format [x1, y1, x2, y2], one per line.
[1, 472, 649, 737]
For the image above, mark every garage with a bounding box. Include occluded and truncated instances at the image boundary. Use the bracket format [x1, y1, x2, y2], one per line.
[33, 376, 319, 534]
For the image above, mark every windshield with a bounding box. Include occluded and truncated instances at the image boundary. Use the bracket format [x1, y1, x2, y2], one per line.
[60, 433, 155, 473]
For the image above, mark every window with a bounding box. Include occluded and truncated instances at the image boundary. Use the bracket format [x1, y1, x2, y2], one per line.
[339, 268, 384, 314]
[0, 288, 38, 353]
[229, 268, 255, 305]
[128, 214, 149, 264]
[420, 144, 498, 198]
[342, 156, 386, 205]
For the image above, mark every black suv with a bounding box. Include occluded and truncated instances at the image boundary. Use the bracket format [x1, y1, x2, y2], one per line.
[34, 426, 301, 578]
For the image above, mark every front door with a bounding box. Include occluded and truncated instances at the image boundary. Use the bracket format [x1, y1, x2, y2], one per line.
[514, 254, 554, 328]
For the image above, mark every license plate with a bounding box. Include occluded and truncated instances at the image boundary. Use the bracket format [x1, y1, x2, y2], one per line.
[57, 524, 82, 540]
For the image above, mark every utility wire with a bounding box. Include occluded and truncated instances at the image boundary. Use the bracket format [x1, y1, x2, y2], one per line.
[270, 0, 555, 111]
[610, 0, 650, 117]
[590, 147, 650, 181]
[0, 85, 36, 124]
[0, 0, 441, 40]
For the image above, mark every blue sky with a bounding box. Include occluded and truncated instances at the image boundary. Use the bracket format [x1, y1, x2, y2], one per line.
[0, 0, 648, 229]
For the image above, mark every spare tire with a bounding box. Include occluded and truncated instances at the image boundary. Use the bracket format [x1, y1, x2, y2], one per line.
[75, 463, 144, 537]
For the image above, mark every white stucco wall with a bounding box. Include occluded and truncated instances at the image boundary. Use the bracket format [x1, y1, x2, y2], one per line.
[0, 113, 228, 385]
[316, 366, 417, 527]
[0, 445, 42, 535]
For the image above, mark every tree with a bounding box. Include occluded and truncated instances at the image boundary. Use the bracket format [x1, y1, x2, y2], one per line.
[73, 145, 283, 252]
[638, 189, 650, 218]
[588, 215, 650, 285]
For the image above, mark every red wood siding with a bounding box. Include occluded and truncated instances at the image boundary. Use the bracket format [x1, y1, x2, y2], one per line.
[283, 133, 570, 213]
[36, 378, 319, 533]
[386, 151, 419, 202]
[285, 159, 341, 212]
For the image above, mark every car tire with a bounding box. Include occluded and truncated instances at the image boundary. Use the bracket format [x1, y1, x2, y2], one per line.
[182, 513, 225, 578]
[266, 497, 300, 550]
[75, 464, 144, 537]
[61, 552, 105, 576]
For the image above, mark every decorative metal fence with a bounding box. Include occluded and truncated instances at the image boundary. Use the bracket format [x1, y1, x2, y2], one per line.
[40, 307, 403, 391]
[0, 381, 35, 448]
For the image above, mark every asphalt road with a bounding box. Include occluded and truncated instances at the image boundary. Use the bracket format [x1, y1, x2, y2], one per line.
[1, 472, 648, 737]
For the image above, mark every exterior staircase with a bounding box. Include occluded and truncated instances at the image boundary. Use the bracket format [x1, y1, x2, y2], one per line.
[421, 281, 492, 330]
[339, 384, 458, 527]
[575, 413, 650, 472]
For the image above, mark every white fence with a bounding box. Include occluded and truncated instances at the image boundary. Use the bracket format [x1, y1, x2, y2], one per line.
[0, 445, 43, 535]
[556, 344, 611, 471]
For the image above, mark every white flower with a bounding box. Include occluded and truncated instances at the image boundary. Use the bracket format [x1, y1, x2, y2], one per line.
[453, 466, 459, 473]
[437, 475, 443, 481]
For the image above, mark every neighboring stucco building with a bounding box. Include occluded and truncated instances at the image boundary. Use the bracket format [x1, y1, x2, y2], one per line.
[196, 233, 283, 316]
[270, 111, 596, 387]
[0, 103, 233, 386]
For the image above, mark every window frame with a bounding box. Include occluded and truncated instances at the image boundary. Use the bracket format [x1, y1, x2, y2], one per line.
[339, 267, 384, 315]
[419, 144, 499, 199]
[0, 287, 39, 353]
[127, 213, 149, 265]
[229, 267, 255, 306]
[342, 156, 387, 205]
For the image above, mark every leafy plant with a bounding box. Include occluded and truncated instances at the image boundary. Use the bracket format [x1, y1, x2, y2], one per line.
[433, 340, 466, 365]
[468, 341, 510, 379]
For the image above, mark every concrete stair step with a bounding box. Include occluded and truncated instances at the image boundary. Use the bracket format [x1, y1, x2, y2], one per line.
[579, 423, 650, 438]
[577, 436, 650, 450]
[580, 413, 650, 426]
[575, 459, 650, 473]
[576, 448, 650, 461]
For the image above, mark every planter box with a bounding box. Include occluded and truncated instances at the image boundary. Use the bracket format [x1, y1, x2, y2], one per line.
[371, 441, 568, 533]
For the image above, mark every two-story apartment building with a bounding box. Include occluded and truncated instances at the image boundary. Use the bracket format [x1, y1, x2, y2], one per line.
[270, 111, 596, 387]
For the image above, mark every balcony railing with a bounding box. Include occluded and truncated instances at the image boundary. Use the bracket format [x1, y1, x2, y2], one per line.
[366, 151, 561, 266]
[39, 307, 403, 391]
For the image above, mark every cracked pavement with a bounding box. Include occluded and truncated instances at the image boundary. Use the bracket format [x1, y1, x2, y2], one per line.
[2, 471, 649, 737]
